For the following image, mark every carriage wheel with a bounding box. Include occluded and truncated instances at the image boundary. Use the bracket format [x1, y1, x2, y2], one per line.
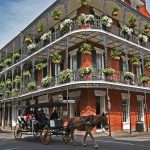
[14, 124, 22, 140]
[62, 127, 71, 143]
[40, 126, 51, 145]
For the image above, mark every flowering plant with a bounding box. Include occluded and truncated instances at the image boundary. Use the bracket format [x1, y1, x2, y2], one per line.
[5, 79, 12, 86]
[60, 19, 73, 31]
[121, 25, 133, 36]
[27, 43, 37, 51]
[24, 35, 32, 44]
[129, 16, 137, 27]
[79, 66, 93, 76]
[80, 43, 92, 54]
[100, 16, 113, 27]
[102, 68, 115, 76]
[35, 63, 46, 70]
[144, 24, 150, 33]
[140, 76, 150, 83]
[145, 62, 150, 68]
[123, 72, 134, 80]
[42, 76, 52, 87]
[59, 69, 73, 82]
[78, 14, 94, 26]
[40, 31, 51, 42]
[12, 88, 19, 97]
[51, 53, 62, 64]
[138, 34, 148, 43]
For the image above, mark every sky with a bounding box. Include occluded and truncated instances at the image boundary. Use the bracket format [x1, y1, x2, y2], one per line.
[0, 0, 150, 49]
[0, 0, 56, 49]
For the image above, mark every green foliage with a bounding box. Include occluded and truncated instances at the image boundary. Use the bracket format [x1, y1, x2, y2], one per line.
[51, 10, 61, 19]
[23, 71, 31, 77]
[42, 76, 52, 87]
[27, 82, 36, 90]
[13, 52, 20, 60]
[59, 69, 73, 82]
[111, 48, 121, 59]
[5, 79, 12, 86]
[4, 58, 12, 65]
[79, 67, 93, 76]
[51, 53, 62, 64]
[130, 56, 140, 64]
[13, 76, 21, 84]
[102, 68, 115, 76]
[80, 43, 92, 54]
[35, 63, 46, 70]
[0, 82, 5, 90]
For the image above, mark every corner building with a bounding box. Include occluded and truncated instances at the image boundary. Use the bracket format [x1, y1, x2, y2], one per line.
[0, 0, 150, 133]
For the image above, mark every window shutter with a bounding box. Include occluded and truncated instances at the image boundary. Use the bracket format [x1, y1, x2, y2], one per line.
[103, 53, 106, 68]
[51, 63, 55, 77]
[128, 62, 132, 72]
[68, 54, 70, 69]
[43, 66, 47, 78]
[77, 49, 81, 69]
[60, 59, 64, 71]
[119, 58, 123, 71]
[92, 49, 97, 68]
[34, 70, 38, 82]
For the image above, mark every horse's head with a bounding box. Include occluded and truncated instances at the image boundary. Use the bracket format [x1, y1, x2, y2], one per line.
[99, 113, 109, 130]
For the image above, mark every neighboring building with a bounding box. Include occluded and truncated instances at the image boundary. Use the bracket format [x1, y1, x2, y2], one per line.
[0, 0, 150, 132]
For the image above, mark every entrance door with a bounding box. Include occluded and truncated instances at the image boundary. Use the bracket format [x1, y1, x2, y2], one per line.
[122, 98, 130, 130]
[137, 99, 144, 122]
[96, 96, 105, 130]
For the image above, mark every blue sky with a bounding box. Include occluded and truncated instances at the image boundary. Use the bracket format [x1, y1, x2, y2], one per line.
[0, 0, 56, 48]
[0, 0, 150, 49]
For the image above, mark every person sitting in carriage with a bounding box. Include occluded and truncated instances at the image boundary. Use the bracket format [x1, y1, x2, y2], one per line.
[50, 109, 59, 120]
[38, 109, 48, 123]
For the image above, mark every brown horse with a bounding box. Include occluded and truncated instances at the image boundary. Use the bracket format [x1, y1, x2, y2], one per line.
[66, 113, 109, 149]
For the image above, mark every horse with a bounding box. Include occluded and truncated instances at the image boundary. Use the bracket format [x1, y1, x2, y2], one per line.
[65, 113, 109, 149]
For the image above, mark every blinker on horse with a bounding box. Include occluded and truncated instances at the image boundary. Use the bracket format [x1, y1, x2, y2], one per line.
[65, 113, 109, 149]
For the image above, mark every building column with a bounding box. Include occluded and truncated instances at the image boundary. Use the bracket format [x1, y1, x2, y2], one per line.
[32, 58, 35, 81]
[124, 44, 129, 72]
[12, 101, 18, 127]
[103, 35, 108, 68]
[65, 37, 69, 69]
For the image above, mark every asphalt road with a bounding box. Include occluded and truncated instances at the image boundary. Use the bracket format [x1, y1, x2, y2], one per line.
[0, 132, 150, 150]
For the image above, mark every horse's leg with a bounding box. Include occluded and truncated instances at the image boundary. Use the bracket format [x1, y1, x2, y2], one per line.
[82, 131, 88, 146]
[71, 129, 76, 146]
[85, 128, 99, 149]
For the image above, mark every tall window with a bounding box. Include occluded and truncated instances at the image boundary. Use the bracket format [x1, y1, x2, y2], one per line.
[137, 100, 144, 122]
[122, 98, 129, 123]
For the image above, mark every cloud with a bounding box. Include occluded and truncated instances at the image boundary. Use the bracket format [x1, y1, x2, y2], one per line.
[0, 0, 56, 48]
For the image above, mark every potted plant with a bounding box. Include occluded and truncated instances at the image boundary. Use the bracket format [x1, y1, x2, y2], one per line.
[100, 15, 113, 30]
[80, 43, 92, 54]
[51, 53, 62, 64]
[27, 82, 36, 90]
[27, 43, 37, 52]
[123, 72, 134, 80]
[13, 75, 21, 84]
[24, 35, 32, 45]
[111, 48, 121, 60]
[0, 63, 4, 70]
[140, 76, 150, 83]
[4, 58, 12, 66]
[129, 16, 137, 27]
[80, 0, 90, 6]
[144, 24, 150, 33]
[102, 68, 115, 77]
[51, 10, 61, 20]
[112, 7, 119, 16]
[59, 69, 73, 83]
[35, 63, 46, 70]
[79, 66, 93, 77]
[23, 71, 31, 78]
[13, 52, 20, 61]
[145, 62, 150, 69]
[130, 56, 140, 65]
[121, 25, 133, 38]
[36, 22, 44, 33]
[0, 82, 5, 90]
[40, 31, 51, 45]
[77, 14, 94, 29]
[12, 88, 19, 97]
[138, 34, 148, 44]
[42, 75, 52, 87]
[60, 19, 73, 33]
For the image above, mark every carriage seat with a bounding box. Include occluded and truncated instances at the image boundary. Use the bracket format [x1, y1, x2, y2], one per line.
[80, 115, 94, 125]
[48, 119, 63, 129]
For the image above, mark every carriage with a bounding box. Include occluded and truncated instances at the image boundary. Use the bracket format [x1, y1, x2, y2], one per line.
[14, 102, 71, 144]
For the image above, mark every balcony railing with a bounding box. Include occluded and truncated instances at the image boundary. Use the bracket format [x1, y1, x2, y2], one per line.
[1, 18, 150, 74]
[0, 68, 149, 101]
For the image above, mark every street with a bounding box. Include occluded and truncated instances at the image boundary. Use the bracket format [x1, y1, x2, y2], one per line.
[0, 131, 150, 150]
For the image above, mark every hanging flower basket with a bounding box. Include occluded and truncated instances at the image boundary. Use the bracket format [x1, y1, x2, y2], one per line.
[80, 0, 90, 6]
[42, 76, 53, 88]
[51, 10, 61, 20]
[145, 62, 150, 69]
[35, 63, 46, 70]
[59, 69, 73, 83]
[60, 19, 73, 33]
[111, 48, 121, 60]
[51, 53, 62, 64]
[24, 36, 32, 45]
[129, 16, 137, 27]
[112, 7, 119, 16]
[27, 43, 37, 52]
[130, 56, 140, 65]
[36, 22, 44, 33]
[80, 43, 92, 54]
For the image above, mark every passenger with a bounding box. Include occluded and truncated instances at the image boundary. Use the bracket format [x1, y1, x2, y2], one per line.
[38, 109, 48, 122]
[50, 109, 59, 120]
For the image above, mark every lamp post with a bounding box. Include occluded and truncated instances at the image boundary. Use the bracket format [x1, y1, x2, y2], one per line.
[107, 88, 111, 136]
